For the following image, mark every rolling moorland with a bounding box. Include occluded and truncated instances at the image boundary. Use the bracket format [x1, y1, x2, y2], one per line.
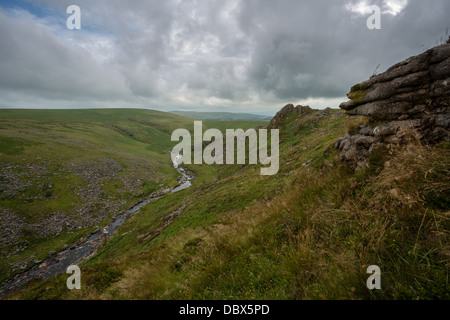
[0, 109, 268, 291]
[170, 111, 272, 121]
[1, 44, 449, 300]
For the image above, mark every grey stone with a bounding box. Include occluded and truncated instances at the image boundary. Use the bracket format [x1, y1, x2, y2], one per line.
[336, 43, 450, 167]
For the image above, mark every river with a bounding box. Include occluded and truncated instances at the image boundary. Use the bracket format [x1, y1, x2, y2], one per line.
[0, 152, 193, 296]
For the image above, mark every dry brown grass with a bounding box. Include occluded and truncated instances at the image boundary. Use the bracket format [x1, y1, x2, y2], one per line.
[345, 115, 370, 135]
[68, 141, 449, 300]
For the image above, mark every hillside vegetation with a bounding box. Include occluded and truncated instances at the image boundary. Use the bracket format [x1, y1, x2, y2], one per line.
[3, 107, 448, 300]
[0, 108, 268, 287]
[170, 111, 272, 121]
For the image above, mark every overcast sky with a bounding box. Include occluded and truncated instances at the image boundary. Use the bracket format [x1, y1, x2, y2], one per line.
[0, 0, 448, 115]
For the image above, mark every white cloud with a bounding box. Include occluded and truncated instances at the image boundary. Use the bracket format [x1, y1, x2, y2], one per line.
[346, 0, 408, 16]
[384, 0, 409, 15]
[346, 0, 376, 15]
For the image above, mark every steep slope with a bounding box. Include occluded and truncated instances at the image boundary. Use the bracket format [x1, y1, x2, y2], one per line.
[4, 105, 449, 300]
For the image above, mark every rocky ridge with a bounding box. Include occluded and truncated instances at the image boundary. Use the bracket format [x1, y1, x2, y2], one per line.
[268, 104, 333, 130]
[336, 43, 450, 167]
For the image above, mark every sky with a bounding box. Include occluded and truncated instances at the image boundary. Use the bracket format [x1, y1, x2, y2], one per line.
[0, 0, 449, 115]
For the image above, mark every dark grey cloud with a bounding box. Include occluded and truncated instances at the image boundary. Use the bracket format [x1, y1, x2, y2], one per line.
[239, 0, 449, 102]
[0, 0, 448, 113]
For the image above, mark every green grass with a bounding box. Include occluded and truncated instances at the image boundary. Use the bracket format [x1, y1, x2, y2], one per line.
[0, 108, 268, 287]
[2, 108, 448, 300]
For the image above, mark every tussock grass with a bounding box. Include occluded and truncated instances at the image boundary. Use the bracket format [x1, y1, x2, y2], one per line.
[5, 110, 448, 300]
[345, 115, 369, 135]
[104, 143, 448, 300]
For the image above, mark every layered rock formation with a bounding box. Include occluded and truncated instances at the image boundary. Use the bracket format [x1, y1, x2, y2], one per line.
[268, 104, 333, 129]
[336, 43, 450, 167]
[268, 104, 313, 129]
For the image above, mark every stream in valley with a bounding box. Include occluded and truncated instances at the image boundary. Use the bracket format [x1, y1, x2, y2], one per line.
[0, 152, 194, 296]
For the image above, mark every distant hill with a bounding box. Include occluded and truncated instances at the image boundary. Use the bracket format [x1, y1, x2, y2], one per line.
[170, 111, 272, 121]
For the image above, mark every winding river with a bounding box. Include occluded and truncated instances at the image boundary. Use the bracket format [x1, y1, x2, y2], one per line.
[0, 152, 193, 296]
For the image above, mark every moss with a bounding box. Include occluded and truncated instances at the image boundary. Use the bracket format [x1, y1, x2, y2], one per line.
[348, 83, 368, 105]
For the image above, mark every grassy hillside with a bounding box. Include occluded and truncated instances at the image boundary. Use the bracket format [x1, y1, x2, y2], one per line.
[2, 108, 449, 300]
[171, 111, 272, 121]
[0, 108, 268, 287]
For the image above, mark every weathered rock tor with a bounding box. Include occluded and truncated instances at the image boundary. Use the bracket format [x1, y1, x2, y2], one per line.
[336, 43, 450, 167]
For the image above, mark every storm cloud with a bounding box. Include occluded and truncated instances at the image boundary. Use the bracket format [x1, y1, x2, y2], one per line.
[0, 0, 448, 114]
